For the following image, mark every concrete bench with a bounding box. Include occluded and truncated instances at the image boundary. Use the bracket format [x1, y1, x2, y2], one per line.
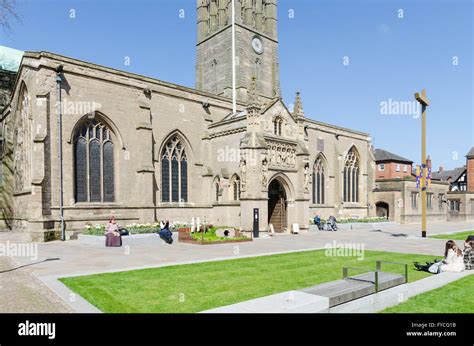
[299, 271, 406, 307]
[78, 233, 178, 247]
[202, 260, 408, 313]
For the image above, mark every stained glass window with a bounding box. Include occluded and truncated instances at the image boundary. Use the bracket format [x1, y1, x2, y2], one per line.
[161, 136, 188, 203]
[74, 119, 115, 203]
[313, 156, 325, 204]
[343, 148, 359, 203]
[75, 137, 87, 202]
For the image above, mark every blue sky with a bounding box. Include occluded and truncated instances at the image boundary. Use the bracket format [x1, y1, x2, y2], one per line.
[1, 0, 472, 170]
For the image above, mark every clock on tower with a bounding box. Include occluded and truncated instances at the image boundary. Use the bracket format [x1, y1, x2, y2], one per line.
[196, 0, 281, 103]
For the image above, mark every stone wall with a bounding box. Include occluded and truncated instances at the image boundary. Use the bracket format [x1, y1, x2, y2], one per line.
[447, 192, 474, 222]
[373, 179, 450, 223]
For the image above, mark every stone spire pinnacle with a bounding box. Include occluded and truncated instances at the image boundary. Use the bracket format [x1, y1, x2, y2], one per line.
[247, 77, 260, 109]
[246, 77, 261, 131]
[293, 91, 304, 118]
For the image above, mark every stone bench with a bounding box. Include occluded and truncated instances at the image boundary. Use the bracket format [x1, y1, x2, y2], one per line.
[299, 271, 406, 307]
[78, 233, 178, 247]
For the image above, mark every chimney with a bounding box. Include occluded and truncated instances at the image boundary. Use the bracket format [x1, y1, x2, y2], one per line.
[467, 147, 474, 192]
[426, 155, 432, 170]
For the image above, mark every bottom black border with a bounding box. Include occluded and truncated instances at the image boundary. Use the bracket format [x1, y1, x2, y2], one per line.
[0, 313, 473, 345]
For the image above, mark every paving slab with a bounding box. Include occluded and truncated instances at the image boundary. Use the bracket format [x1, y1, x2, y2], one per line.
[0, 220, 472, 313]
[203, 291, 329, 313]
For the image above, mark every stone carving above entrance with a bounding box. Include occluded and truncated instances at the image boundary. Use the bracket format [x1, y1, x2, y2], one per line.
[266, 140, 297, 169]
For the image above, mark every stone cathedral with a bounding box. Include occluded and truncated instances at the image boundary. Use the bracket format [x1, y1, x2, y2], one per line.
[0, 0, 375, 241]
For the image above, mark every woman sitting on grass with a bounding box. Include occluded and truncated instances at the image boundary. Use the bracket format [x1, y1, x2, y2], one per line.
[463, 236, 474, 270]
[439, 240, 465, 273]
[414, 240, 465, 273]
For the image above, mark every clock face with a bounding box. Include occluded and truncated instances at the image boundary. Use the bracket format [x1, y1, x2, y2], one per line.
[252, 37, 264, 54]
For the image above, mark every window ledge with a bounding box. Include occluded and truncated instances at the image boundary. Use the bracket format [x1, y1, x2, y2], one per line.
[13, 188, 32, 196]
[68, 203, 120, 208]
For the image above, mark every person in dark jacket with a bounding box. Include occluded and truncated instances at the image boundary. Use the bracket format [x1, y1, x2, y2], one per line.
[158, 221, 173, 244]
[327, 216, 338, 231]
[314, 215, 322, 230]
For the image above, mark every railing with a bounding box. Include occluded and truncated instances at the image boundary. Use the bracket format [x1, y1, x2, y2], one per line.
[342, 260, 408, 293]
[342, 267, 373, 279]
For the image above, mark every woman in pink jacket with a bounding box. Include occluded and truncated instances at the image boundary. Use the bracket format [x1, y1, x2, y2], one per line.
[105, 216, 122, 247]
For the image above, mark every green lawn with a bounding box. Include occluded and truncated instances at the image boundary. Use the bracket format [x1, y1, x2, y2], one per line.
[60, 250, 434, 313]
[383, 274, 474, 313]
[429, 230, 473, 241]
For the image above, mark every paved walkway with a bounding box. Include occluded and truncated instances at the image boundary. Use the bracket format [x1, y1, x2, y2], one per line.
[0, 256, 71, 313]
[0, 220, 472, 312]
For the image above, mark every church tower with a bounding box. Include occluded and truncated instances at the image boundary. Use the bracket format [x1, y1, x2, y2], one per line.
[196, 0, 281, 104]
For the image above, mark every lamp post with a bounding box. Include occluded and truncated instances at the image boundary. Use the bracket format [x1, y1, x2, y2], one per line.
[56, 65, 65, 241]
[414, 89, 430, 238]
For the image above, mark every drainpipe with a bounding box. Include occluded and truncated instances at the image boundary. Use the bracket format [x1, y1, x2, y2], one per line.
[56, 65, 65, 241]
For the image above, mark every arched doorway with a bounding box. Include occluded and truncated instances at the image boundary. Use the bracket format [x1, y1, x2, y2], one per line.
[268, 179, 287, 232]
[376, 202, 389, 218]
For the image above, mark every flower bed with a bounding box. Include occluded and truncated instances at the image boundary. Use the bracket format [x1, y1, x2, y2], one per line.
[84, 223, 161, 236]
[309, 216, 388, 225]
[179, 226, 251, 245]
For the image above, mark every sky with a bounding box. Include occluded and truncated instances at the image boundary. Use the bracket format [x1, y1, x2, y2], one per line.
[0, 0, 472, 170]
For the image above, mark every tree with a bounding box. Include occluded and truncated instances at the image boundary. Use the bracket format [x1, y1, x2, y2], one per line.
[0, 0, 20, 31]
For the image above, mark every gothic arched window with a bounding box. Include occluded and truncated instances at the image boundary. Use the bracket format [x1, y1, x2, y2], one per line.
[74, 119, 115, 203]
[273, 116, 283, 136]
[161, 136, 188, 203]
[313, 156, 325, 204]
[343, 147, 359, 203]
[14, 86, 33, 192]
[231, 175, 241, 201]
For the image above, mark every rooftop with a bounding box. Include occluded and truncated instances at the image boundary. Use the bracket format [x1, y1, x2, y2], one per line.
[373, 149, 413, 164]
[466, 147, 474, 159]
[432, 166, 466, 182]
[0, 46, 24, 72]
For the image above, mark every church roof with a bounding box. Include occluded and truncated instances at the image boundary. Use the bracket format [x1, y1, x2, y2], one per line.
[373, 149, 413, 164]
[0, 46, 23, 72]
[18, 51, 242, 108]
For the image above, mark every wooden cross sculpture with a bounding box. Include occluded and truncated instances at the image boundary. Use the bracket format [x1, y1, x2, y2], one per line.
[415, 89, 430, 238]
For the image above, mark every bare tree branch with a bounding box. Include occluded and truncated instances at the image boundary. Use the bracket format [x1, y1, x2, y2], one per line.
[0, 0, 21, 31]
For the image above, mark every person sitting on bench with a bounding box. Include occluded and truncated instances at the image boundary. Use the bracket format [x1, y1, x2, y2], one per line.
[158, 221, 173, 244]
[105, 216, 122, 247]
[314, 215, 322, 230]
[463, 236, 474, 270]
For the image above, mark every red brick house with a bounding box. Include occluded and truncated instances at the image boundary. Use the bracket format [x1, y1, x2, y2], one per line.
[373, 149, 413, 180]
